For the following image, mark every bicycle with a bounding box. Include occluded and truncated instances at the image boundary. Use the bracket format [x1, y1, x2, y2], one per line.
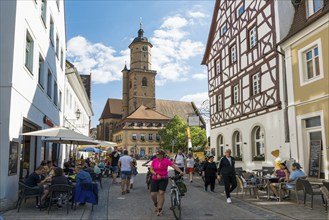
[169, 174, 185, 220]
[142, 164, 152, 190]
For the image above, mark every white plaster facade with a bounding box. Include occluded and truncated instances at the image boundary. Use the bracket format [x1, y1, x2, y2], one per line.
[0, 0, 66, 211]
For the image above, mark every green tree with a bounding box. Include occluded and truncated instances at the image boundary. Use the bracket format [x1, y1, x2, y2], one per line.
[158, 116, 207, 153]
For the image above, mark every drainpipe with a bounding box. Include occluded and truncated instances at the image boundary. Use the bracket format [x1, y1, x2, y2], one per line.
[276, 45, 292, 158]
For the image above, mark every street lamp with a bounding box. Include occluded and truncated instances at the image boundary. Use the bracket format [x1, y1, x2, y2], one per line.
[75, 109, 81, 120]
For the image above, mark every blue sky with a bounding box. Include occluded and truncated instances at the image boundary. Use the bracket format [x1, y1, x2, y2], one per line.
[65, 1, 215, 127]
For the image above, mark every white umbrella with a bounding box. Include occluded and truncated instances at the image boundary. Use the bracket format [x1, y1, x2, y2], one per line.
[22, 126, 98, 145]
[80, 140, 116, 150]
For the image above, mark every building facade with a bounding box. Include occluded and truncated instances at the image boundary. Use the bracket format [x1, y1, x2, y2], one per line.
[98, 25, 205, 155]
[0, 0, 66, 210]
[202, 0, 294, 170]
[280, 0, 328, 179]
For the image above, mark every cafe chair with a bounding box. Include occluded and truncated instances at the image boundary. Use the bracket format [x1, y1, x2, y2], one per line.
[278, 176, 306, 203]
[323, 181, 329, 191]
[261, 166, 275, 176]
[74, 182, 98, 211]
[300, 179, 325, 209]
[320, 186, 329, 213]
[16, 181, 43, 212]
[236, 175, 259, 199]
[47, 184, 73, 214]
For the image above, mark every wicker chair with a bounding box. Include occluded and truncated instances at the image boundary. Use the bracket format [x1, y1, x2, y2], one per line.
[278, 176, 306, 203]
[47, 184, 73, 214]
[320, 186, 329, 214]
[300, 179, 325, 209]
[16, 181, 42, 212]
[236, 175, 259, 199]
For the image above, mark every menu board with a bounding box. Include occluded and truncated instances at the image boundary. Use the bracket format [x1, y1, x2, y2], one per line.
[308, 140, 321, 178]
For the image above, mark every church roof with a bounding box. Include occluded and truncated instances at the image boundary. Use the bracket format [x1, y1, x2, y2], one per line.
[100, 98, 122, 119]
[99, 98, 205, 127]
[127, 105, 171, 120]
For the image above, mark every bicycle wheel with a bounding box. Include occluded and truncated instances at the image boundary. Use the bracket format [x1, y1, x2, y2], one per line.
[170, 190, 181, 220]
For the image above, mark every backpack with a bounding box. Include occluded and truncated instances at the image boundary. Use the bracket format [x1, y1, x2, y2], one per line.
[174, 153, 186, 161]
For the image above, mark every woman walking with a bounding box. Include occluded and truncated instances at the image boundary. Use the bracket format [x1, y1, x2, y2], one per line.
[149, 149, 184, 216]
[186, 153, 195, 182]
[202, 155, 217, 192]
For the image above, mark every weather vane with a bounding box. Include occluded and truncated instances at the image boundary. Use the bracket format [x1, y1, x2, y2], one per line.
[140, 17, 142, 29]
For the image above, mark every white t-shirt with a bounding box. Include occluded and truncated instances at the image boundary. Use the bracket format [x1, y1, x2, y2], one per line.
[175, 154, 185, 167]
[119, 155, 132, 172]
[186, 158, 195, 168]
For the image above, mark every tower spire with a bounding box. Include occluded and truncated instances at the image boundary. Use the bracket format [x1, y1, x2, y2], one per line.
[138, 17, 144, 38]
[140, 17, 142, 29]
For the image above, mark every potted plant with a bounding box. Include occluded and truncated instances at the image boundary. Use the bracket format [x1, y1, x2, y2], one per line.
[253, 154, 265, 161]
[235, 155, 243, 161]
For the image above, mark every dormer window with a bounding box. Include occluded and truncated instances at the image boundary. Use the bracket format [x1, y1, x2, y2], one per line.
[306, 0, 324, 17]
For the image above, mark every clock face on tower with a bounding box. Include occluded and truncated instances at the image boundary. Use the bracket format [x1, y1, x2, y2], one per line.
[142, 45, 148, 51]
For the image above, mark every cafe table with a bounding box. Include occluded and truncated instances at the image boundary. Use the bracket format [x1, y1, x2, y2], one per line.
[260, 175, 279, 199]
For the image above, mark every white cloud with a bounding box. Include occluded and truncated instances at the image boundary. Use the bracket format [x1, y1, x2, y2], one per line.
[180, 92, 209, 108]
[188, 11, 207, 18]
[66, 5, 209, 85]
[67, 36, 129, 84]
[192, 71, 207, 80]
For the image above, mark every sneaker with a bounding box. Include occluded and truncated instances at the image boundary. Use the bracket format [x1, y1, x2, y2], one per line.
[226, 198, 232, 203]
[204, 187, 208, 191]
[190, 180, 193, 183]
[126, 190, 130, 193]
[211, 190, 215, 193]
[121, 191, 125, 195]
[270, 195, 277, 200]
[283, 195, 289, 199]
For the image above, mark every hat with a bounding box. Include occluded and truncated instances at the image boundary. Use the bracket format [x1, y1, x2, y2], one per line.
[292, 162, 302, 169]
[271, 149, 280, 157]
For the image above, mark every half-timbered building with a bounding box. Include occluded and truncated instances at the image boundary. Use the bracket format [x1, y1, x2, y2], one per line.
[202, 0, 295, 169]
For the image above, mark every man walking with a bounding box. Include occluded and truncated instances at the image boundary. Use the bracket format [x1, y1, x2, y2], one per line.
[118, 150, 133, 195]
[173, 150, 186, 175]
[218, 149, 237, 203]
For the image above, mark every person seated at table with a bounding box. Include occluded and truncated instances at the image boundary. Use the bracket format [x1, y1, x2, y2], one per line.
[51, 167, 70, 185]
[91, 162, 101, 175]
[45, 160, 55, 177]
[98, 159, 105, 170]
[25, 166, 51, 208]
[282, 162, 305, 197]
[63, 162, 75, 175]
[75, 166, 93, 184]
[269, 163, 289, 199]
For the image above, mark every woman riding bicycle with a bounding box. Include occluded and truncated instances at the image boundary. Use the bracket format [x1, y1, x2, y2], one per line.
[150, 149, 184, 216]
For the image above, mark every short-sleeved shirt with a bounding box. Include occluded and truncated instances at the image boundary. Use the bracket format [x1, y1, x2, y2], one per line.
[119, 155, 132, 172]
[151, 158, 173, 178]
[174, 154, 185, 167]
[25, 172, 42, 187]
[275, 169, 286, 178]
[286, 169, 305, 188]
[186, 158, 195, 168]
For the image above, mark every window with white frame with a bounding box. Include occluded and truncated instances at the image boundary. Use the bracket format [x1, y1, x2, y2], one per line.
[217, 94, 223, 112]
[233, 131, 242, 160]
[49, 17, 54, 46]
[156, 134, 161, 141]
[132, 134, 137, 140]
[41, 0, 47, 24]
[237, 4, 245, 18]
[149, 147, 153, 154]
[217, 134, 224, 158]
[249, 26, 257, 48]
[47, 69, 52, 98]
[221, 23, 227, 36]
[58, 91, 62, 110]
[252, 73, 260, 95]
[298, 40, 323, 85]
[252, 126, 265, 160]
[148, 133, 153, 141]
[53, 81, 58, 106]
[38, 54, 45, 88]
[25, 31, 34, 73]
[306, 0, 324, 17]
[232, 84, 239, 104]
[141, 134, 145, 141]
[230, 44, 237, 63]
[215, 58, 220, 76]
[60, 49, 64, 69]
[56, 34, 59, 58]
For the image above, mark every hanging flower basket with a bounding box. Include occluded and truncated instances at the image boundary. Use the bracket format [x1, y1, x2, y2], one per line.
[253, 154, 265, 161]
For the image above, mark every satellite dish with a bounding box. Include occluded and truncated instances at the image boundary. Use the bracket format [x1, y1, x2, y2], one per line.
[291, 0, 302, 7]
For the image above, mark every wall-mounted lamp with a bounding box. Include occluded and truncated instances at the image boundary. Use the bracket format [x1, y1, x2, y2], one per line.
[75, 109, 81, 120]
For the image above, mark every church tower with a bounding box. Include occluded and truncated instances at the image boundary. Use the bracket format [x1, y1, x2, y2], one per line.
[122, 21, 157, 117]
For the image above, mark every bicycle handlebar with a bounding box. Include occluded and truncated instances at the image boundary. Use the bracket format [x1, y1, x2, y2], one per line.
[169, 174, 184, 181]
